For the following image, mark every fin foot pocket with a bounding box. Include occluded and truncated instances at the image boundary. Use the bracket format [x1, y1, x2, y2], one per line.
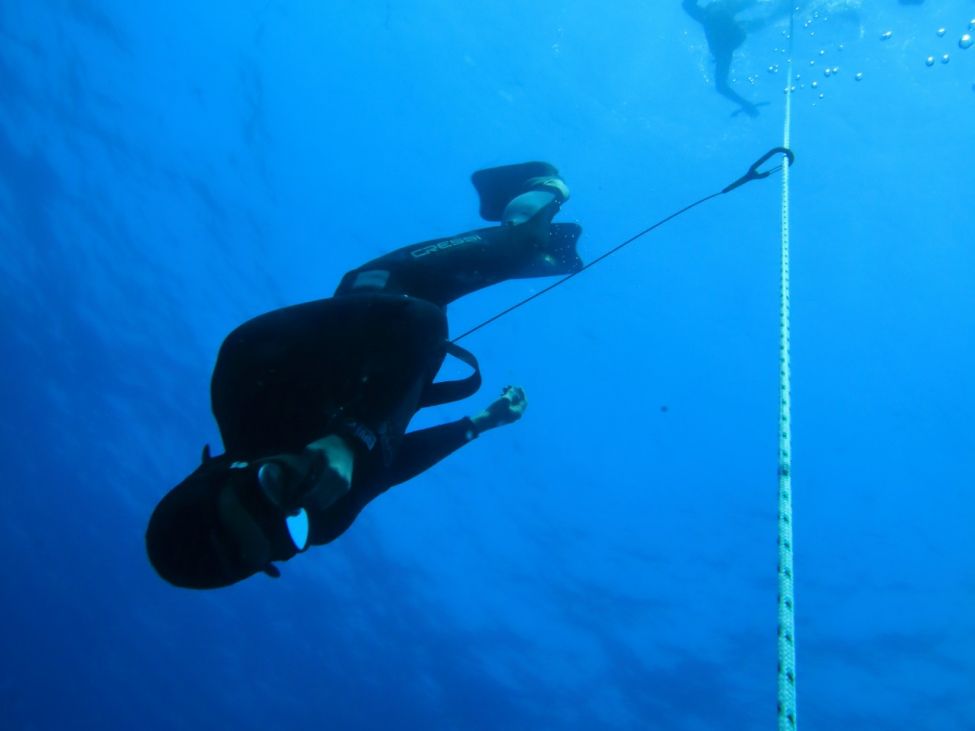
[472, 161, 560, 221]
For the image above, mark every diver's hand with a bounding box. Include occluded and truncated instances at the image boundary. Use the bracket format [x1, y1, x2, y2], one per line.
[471, 386, 527, 434]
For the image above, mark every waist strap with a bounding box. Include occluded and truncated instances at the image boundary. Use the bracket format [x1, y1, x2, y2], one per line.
[420, 342, 482, 408]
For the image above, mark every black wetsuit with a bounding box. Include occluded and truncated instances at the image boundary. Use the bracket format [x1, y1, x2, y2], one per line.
[212, 218, 581, 549]
[211, 294, 468, 551]
[146, 197, 583, 587]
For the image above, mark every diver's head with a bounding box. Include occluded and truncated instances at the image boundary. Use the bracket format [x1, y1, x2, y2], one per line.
[146, 458, 297, 589]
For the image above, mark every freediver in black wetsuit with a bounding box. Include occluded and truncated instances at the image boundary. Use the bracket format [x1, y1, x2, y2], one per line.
[682, 0, 792, 117]
[146, 162, 582, 589]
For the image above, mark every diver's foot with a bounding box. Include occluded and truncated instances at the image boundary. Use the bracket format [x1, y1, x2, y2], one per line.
[524, 175, 570, 204]
[732, 101, 768, 119]
[471, 161, 564, 221]
[501, 174, 570, 226]
[257, 436, 353, 515]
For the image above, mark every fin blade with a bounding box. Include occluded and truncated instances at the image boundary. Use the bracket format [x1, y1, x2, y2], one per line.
[517, 222, 584, 278]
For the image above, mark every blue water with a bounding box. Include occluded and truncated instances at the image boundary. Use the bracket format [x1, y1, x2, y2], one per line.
[2, 2, 973, 729]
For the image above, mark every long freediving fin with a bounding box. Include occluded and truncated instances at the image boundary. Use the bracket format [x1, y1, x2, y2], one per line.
[517, 222, 584, 278]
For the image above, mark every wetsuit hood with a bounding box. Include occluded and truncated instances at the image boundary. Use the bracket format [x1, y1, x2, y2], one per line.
[146, 453, 296, 589]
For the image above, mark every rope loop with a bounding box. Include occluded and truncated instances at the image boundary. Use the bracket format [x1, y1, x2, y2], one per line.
[722, 146, 796, 194]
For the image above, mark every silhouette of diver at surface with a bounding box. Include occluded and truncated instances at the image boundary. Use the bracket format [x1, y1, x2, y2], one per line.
[682, 0, 792, 117]
[146, 162, 583, 589]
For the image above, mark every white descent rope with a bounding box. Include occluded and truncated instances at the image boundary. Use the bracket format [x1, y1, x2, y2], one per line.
[776, 49, 798, 731]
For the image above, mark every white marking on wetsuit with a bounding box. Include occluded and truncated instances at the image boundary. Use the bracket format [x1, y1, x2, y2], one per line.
[410, 234, 482, 258]
[352, 270, 390, 289]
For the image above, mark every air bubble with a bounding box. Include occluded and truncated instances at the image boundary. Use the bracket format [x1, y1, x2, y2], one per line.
[832, 66, 839, 74]
[937, 28, 946, 38]
[880, 30, 893, 41]
[941, 53, 950, 64]
[961, 34, 973, 50]
[819, 49, 826, 56]
[854, 72, 864, 81]
[818, 92, 825, 99]
[824, 67, 832, 77]
[925, 56, 936, 67]
[811, 81, 819, 89]
[768, 64, 780, 73]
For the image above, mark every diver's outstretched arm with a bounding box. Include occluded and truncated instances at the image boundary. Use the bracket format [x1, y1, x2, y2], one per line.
[384, 386, 527, 489]
[383, 419, 477, 489]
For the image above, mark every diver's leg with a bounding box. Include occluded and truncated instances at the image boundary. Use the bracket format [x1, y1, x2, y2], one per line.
[334, 216, 583, 307]
[713, 53, 733, 94]
[714, 53, 760, 117]
[334, 166, 582, 307]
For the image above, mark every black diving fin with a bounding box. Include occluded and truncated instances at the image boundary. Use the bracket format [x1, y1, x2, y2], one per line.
[518, 222, 584, 278]
[471, 161, 560, 221]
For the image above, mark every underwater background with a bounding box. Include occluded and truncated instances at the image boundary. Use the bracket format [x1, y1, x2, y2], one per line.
[1, 1, 973, 729]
